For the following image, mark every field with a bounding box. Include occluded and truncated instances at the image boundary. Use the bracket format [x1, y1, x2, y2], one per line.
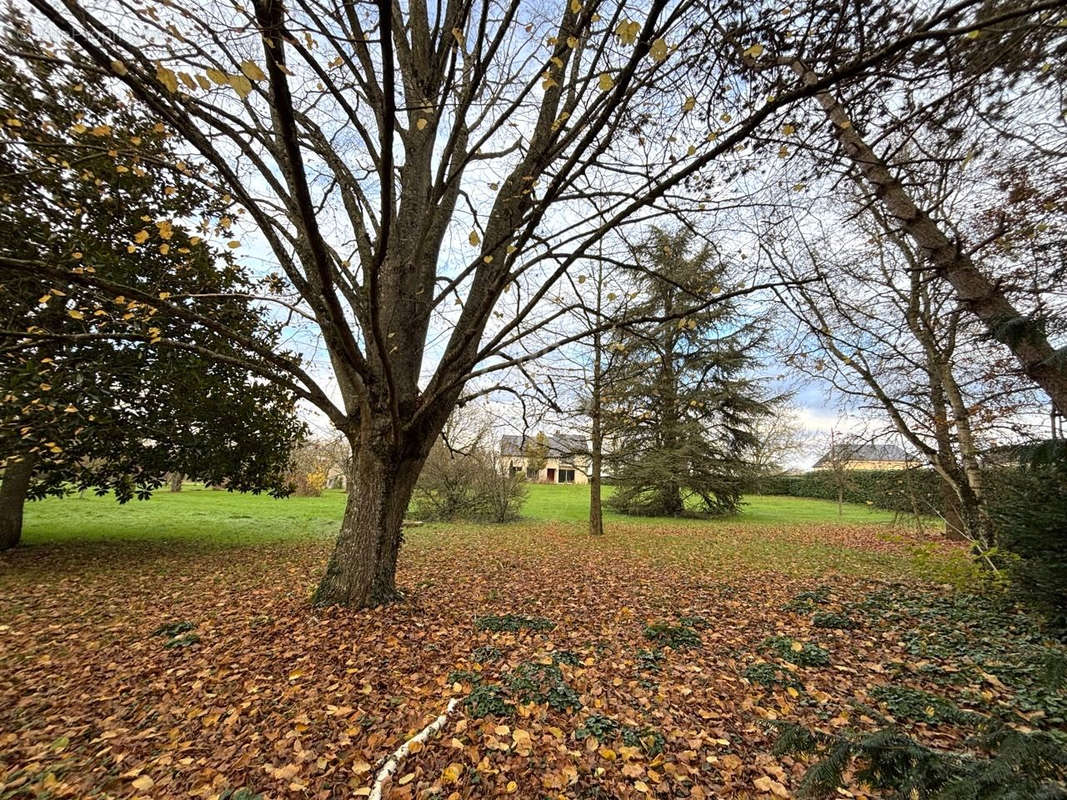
[2, 486, 1061, 799]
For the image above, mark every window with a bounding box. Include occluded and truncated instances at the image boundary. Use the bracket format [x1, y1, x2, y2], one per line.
[558, 469, 575, 483]
[526, 467, 539, 480]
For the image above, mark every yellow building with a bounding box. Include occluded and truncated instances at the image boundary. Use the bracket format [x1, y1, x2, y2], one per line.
[812, 442, 909, 471]
[499, 433, 590, 484]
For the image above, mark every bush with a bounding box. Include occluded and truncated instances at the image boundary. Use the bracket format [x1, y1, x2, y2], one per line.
[758, 469, 941, 516]
[985, 465, 1067, 632]
[286, 437, 348, 496]
[411, 440, 526, 522]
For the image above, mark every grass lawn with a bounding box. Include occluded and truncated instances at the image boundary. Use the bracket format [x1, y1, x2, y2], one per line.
[4, 485, 1060, 799]
[521, 483, 907, 526]
[20, 482, 913, 544]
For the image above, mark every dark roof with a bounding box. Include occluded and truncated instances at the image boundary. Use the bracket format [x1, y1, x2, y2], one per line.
[500, 433, 588, 458]
[814, 442, 908, 467]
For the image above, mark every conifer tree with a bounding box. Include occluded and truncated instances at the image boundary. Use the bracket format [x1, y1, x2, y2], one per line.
[606, 228, 770, 516]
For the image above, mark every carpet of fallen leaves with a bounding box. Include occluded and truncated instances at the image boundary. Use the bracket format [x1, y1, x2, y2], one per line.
[0, 519, 1047, 799]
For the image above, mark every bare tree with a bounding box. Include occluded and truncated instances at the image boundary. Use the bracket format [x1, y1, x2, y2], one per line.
[0, 0, 1015, 606]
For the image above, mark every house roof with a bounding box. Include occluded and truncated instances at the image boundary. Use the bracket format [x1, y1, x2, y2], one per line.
[500, 433, 588, 458]
[813, 441, 908, 467]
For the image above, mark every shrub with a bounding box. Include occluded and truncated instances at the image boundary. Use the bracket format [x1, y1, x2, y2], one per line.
[286, 437, 348, 496]
[412, 439, 526, 522]
[772, 721, 1067, 800]
[985, 464, 1067, 632]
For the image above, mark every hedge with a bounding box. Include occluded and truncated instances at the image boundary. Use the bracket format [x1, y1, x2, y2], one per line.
[756, 469, 942, 517]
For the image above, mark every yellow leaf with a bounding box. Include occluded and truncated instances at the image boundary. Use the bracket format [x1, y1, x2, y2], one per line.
[131, 775, 154, 791]
[682, 96, 695, 112]
[416, 117, 428, 130]
[398, 772, 415, 786]
[782, 123, 796, 135]
[598, 73, 614, 91]
[134, 230, 150, 243]
[110, 59, 128, 75]
[790, 641, 803, 652]
[38, 295, 51, 304]
[634, 781, 649, 793]
[441, 762, 464, 784]
[615, 20, 640, 46]
[67, 310, 85, 320]
[156, 65, 178, 93]
[229, 74, 253, 99]
[469, 230, 480, 246]
[598, 747, 616, 760]
[649, 37, 668, 63]
[228, 240, 241, 249]
[206, 68, 228, 85]
[240, 60, 267, 81]
[506, 781, 517, 793]
[742, 43, 765, 58]
[196, 74, 211, 90]
[567, 36, 578, 48]
[159, 244, 170, 255]
[965, 29, 981, 39]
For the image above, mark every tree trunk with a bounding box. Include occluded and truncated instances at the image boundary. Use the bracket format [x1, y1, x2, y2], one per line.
[312, 441, 424, 608]
[167, 472, 183, 492]
[1, 457, 34, 550]
[589, 323, 604, 537]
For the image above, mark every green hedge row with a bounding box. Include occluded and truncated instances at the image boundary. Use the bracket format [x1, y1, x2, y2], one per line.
[756, 469, 943, 516]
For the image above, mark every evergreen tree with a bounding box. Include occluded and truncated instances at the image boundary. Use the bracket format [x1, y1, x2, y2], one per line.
[606, 228, 770, 517]
[0, 17, 305, 549]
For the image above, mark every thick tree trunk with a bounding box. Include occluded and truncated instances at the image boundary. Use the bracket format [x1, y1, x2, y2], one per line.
[167, 472, 183, 492]
[1, 457, 34, 550]
[312, 441, 424, 608]
[795, 62, 1067, 413]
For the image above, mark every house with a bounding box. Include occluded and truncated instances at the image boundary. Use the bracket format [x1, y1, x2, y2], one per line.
[812, 441, 909, 471]
[499, 432, 591, 484]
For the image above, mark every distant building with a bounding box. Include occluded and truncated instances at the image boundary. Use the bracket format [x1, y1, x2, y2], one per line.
[812, 442, 908, 471]
[499, 433, 590, 484]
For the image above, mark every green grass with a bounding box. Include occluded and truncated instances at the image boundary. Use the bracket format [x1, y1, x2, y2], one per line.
[23, 482, 918, 546]
[16, 484, 968, 586]
[521, 483, 907, 525]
